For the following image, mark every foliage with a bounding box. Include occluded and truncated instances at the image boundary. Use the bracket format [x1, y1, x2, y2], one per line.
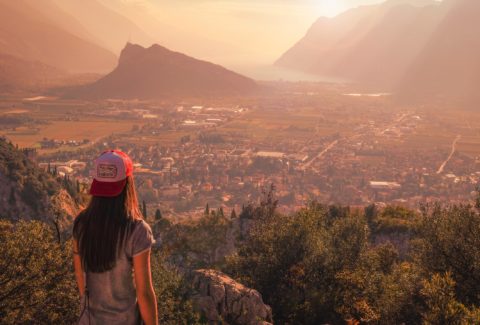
[225, 199, 480, 324]
[371, 205, 420, 235]
[150, 251, 203, 324]
[0, 218, 206, 324]
[155, 208, 163, 220]
[158, 207, 231, 269]
[0, 220, 77, 325]
[421, 272, 480, 325]
[0, 138, 85, 219]
[416, 203, 480, 306]
[227, 202, 372, 324]
[198, 132, 225, 144]
[0, 139, 59, 215]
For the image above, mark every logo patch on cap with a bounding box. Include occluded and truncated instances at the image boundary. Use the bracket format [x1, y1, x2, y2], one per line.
[98, 163, 118, 178]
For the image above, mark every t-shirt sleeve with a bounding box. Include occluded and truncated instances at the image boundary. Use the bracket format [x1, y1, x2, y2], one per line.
[130, 221, 155, 257]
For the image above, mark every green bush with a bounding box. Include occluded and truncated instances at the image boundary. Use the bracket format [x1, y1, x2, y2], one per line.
[0, 220, 77, 324]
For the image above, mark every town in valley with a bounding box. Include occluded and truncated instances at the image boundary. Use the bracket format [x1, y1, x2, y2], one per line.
[1, 82, 479, 221]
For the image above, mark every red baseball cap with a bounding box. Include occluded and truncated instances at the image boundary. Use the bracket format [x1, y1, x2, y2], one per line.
[89, 150, 133, 197]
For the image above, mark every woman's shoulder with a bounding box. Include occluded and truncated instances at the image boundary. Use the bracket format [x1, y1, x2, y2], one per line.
[131, 218, 152, 232]
[129, 219, 154, 242]
[128, 219, 155, 257]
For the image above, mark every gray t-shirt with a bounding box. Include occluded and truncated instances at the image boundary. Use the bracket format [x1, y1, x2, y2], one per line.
[78, 220, 154, 325]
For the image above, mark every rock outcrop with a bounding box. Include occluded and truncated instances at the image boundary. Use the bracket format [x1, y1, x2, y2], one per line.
[0, 138, 82, 225]
[190, 269, 273, 325]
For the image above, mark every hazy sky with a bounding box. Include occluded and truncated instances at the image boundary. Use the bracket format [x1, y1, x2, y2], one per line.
[127, 0, 385, 65]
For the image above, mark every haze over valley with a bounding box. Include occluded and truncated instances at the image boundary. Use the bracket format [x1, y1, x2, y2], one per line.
[1, 1, 480, 324]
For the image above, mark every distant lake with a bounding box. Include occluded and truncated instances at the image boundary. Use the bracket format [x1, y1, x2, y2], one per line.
[231, 64, 348, 83]
[343, 93, 392, 97]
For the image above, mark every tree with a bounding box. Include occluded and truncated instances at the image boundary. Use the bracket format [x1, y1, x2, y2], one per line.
[8, 187, 15, 205]
[204, 203, 210, 216]
[155, 208, 163, 220]
[417, 203, 480, 305]
[476, 186, 480, 210]
[230, 208, 237, 219]
[150, 251, 203, 324]
[227, 202, 370, 324]
[0, 220, 77, 324]
[142, 200, 148, 218]
[420, 272, 479, 325]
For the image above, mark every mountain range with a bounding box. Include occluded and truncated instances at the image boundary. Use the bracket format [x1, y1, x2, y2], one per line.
[67, 43, 257, 99]
[0, 0, 117, 74]
[0, 54, 69, 93]
[0, 0, 255, 96]
[276, 0, 480, 104]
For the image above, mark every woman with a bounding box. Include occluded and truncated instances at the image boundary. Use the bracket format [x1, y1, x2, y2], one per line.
[73, 150, 158, 325]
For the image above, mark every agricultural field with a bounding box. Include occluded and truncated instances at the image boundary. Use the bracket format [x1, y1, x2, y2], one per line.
[2, 120, 136, 149]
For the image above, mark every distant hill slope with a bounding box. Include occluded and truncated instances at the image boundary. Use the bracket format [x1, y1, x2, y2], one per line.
[276, 0, 440, 88]
[0, 138, 80, 224]
[0, 54, 68, 93]
[277, 0, 480, 104]
[0, 0, 117, 73]
[398, 0, 480, 104]
[68, 43, 258, 99]
[51, 0, 154, 54]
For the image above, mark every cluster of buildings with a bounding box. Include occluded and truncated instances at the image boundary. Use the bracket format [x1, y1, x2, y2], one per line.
[39, 138, 90, 149]
[36, 102, 480, 219]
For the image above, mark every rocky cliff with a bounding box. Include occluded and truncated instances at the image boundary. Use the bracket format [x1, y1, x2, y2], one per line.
[0, 138, 81, 226]
[190, 269, 273, 325]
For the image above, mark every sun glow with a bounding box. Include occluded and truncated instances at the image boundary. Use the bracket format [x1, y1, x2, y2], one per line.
[318, 0, 347, 17]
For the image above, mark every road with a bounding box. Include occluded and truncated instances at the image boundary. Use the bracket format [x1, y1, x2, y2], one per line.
[376, 112, 410, 136]
[436, 135, 461, 174]
[302, 139, 339, 169]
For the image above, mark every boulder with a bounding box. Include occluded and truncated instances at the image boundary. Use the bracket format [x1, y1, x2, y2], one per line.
[191, 269, 273, 325]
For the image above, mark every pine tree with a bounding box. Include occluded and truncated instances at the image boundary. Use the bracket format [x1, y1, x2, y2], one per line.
[8, 188, 15, 205]
[230, 208, 237, 219]
[142, 200, 147, 218]
[476, 185, 480, 210]
[218, 207, 225, 218]
[155, 209, 163, 220]
[205, 203, 210, 216]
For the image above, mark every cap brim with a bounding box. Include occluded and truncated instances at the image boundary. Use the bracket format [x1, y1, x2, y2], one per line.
[89, 178, 127, 197]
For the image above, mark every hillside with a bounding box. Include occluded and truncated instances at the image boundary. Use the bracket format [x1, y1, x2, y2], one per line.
[0, 0, 117, 73]
[51, 0, 154, 54]
[68, 43, 258, 99]
[0, 138, 81, 223]
[0, 54, 69, 93]
[277, 0, 480, 100]
[276, 0, 440, 87]
[398, 0, 480, 104]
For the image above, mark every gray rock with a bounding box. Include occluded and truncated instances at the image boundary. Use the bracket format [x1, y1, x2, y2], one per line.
[191, 269, 273, 325]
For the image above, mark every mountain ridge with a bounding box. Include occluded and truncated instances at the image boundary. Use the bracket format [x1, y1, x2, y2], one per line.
[67, 43, 258, 99]
[0, 0, 117, 73]
[276, 0, 441, 88]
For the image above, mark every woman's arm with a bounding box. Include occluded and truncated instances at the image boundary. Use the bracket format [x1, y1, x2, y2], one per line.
[133, 249, 158, 325]
[72, 239, 85, 297]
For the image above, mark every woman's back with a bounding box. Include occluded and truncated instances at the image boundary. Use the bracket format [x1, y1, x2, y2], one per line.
[73, 150, 157, 325]
[78, 219, 154, 325]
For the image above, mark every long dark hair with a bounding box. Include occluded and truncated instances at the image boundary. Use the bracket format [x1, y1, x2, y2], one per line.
[73, 176, 142, 273]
